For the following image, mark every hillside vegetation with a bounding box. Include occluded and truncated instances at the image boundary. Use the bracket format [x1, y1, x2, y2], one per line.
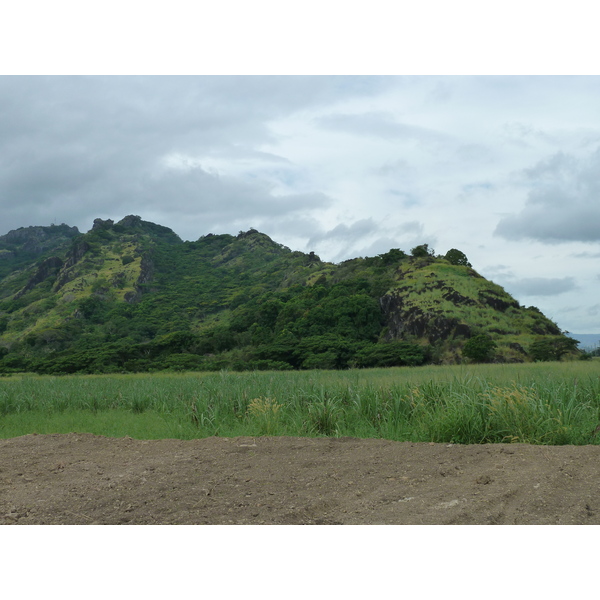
[0, 215, 577, 374]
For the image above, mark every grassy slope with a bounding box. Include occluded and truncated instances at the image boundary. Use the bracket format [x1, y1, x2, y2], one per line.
[381, 257, 563, 362]
[0, 225, 148, 343]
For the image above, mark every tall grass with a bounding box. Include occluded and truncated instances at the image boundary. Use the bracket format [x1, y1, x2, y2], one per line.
[1, 361, 599, 444]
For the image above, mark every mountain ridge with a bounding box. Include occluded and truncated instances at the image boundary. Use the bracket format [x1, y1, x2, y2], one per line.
[0, 215, 579, 374]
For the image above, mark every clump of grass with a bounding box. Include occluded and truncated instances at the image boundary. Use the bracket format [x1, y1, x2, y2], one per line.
[306, 395, 342, 436]
[246, 397, 282, 435]
[481, 384, 543, 443]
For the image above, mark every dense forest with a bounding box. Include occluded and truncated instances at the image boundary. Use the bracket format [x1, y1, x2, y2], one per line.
[0, 215, 579, 374]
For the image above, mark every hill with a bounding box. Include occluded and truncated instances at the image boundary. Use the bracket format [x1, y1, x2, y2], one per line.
[0, 216, 578, 374]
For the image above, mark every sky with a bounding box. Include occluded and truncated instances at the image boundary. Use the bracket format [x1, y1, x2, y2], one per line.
[1, 3, 600, 335]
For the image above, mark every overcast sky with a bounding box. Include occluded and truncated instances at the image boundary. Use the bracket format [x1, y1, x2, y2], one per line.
[1, 73, 600, 333]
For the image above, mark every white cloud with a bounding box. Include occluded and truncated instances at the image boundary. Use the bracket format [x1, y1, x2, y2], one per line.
[314, 111, 448, 144]
[304, 219, 432, 262]
[506, 277, 577, 297]
[495, 148, 600, 243]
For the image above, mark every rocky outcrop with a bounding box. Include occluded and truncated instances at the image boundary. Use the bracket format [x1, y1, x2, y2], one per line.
[137, 255, 154, 286]
[478, 289, 519, 312]
[441, 286, 477, 306]
[380, 293, 472, 343]
[124, 255, 155, 303]
[117, 215, 143, 228]
[92, 218, 114, 231]
[509, 342, 527, 355]
[529, 320, 561, 336]
[236, 228, 260, 239]
[15, 256, 64, 298]
[53, 240, 91, 292]
[0, 224, 79, 256]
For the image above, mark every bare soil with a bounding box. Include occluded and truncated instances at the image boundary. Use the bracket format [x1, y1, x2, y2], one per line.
[1, 433, 599, 525]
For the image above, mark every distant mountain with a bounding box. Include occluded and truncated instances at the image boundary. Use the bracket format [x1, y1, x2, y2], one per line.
[569, 334, 600, 351]
[0, 215, 579, 374]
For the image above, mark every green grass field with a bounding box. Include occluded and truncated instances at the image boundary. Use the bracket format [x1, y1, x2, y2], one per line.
[1, 360, 600, 444]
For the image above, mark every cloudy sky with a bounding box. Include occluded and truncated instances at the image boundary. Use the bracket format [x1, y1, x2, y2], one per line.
[1, 75, 600, 333]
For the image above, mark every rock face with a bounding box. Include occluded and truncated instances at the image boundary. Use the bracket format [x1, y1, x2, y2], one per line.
[16, 256, 64, 298]
[478, 289, 519, 312]
[380, 293, 472, 343]
[53, 241, 91, 292]
[124, 255, 155, 303]
[118, 215, 143, 228]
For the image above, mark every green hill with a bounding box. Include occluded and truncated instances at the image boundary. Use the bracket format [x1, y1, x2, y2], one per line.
[0, 216, 578, 374]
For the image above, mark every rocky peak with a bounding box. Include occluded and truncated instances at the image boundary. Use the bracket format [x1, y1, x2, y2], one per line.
[117, 215, 143, 229]
[92, 218, 114, 231]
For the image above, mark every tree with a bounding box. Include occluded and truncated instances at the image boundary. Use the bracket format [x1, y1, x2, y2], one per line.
[462, 334, 497, 363]
[410, 244, 434, 258]
[444, 248, 472, 267]
[529, 337, 579, 362]
[354, 341, 427, 368]
[378, 248, 407, 265]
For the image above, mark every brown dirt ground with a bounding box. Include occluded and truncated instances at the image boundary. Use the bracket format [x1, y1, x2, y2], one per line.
[1, 433, 600, 525]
